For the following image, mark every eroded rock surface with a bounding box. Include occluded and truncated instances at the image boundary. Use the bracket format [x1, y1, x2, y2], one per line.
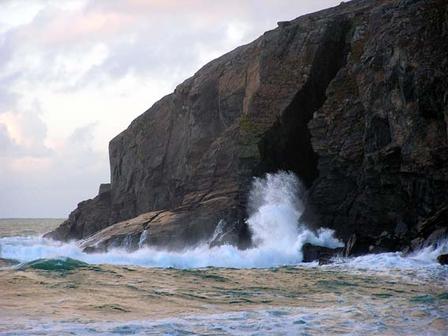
[48, 0, 448, 254]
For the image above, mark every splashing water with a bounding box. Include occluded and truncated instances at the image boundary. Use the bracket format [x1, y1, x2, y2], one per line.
[208, 219, 228, 244]
[0, 171, 445, 270]
[248, 171, 303, 247]
[1, 174, 447, 336]
[138, 229, 149, 249]
[122, 234, 133, 251]
[246, 171, 343, 255]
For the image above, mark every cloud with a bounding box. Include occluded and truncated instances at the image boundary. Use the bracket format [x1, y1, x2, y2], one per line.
[0, 123, 108, 217]
[0, 100, 51, 156]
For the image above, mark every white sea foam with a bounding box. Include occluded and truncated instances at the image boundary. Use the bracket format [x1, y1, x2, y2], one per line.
[334, 239, 448, 271]
[0, 171, 446, 270]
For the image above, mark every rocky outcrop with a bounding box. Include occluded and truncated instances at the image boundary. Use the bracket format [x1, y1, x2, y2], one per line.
[302, 243, 343, 265]
[45, 185, 112, 241]
[408, 204, 448, 252]
[80, 197, 249, 253]
[304, 0, 448, 254]
[438, 254, 448, 265]
[48, 0, 448, 255]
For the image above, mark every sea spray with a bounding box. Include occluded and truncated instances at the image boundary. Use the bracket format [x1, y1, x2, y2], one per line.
[122, 234, 133, 251]
[0, 171, 342, 268]
[247, 171, 303, 249]
[0, 171, 445, 270]
[246, 171, 343, 254]
[209, 219, 227, 244]
[138, 229, 149, 249]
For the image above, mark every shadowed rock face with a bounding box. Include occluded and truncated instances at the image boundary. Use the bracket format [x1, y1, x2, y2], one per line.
[305, 0, 448, 253]
[302, 243, 344, 265]
[48, 0, 448, 255]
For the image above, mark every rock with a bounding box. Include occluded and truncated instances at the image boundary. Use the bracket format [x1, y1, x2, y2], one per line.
[344, 233, 377, 257]
[407, 205, 448, 252]
[80, 197, 248, 253]
[45, 186, 111, 241]
[98, 183, 111, 195]
[208, 220, 241, 248]
[304, 0, 448, 251]
[48, 0, 448, 255]
[437, 254, 448, 265]
[423, 228, 448, 249]
[302, 243, 344, 265]
[277, 21, 291, 28]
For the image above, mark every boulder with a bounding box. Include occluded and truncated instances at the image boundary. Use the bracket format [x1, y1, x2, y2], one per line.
[302, 243, 344, 265]
[437, 254, 448, 265]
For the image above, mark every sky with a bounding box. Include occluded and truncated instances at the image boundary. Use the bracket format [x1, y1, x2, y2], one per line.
[0, 0, 344, 218]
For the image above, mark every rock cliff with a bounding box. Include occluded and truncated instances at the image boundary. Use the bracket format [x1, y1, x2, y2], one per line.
[47, 0, 448, 254]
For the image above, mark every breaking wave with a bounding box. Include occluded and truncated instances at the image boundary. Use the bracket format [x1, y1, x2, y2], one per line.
[0, 172, 446, 270]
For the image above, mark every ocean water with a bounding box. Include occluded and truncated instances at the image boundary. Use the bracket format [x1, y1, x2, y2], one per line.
[0, 172, 447, 335]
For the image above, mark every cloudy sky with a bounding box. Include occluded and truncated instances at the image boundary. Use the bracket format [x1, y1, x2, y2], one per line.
[0, 0, 343, 218]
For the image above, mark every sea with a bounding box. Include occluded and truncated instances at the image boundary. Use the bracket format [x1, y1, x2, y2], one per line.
[0, 172, 447, 335]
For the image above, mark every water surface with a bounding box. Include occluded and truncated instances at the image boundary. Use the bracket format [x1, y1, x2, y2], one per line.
[1, 218, 447, 335]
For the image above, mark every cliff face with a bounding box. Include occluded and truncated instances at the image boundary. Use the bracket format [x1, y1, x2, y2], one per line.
[306, 0, 448, 253]
[47, 0, 448, 254]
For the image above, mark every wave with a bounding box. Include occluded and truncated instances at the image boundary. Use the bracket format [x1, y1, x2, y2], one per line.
[0, 172, 446, 270]
[334, 241, 448, 271]
[16, 257, 89, 272]
[0, 235, 446, 271]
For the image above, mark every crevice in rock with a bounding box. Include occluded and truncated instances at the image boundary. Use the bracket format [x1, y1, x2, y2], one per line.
[254, 19, 352, 187]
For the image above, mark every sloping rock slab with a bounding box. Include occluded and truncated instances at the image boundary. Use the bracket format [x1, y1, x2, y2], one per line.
[80, 197, 245, 253]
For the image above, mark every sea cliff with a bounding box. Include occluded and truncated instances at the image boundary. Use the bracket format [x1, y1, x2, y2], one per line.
[46, 0, 448, 255]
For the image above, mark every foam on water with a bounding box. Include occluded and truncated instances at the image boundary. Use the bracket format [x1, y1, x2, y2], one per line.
[0, 234, 324, 269]
[0, 172, 446, 271]
[336, 240, 448, 271]
[3, 305, 447, 336]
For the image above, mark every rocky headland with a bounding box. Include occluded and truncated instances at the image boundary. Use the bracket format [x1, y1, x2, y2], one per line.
[46, 0, 448, 259]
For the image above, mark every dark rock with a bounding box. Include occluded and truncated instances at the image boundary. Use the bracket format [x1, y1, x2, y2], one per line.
[98, 183, 111, 195]
[305, 0, 448, 252]
[47, 0, 448, 255]
[302, 243, 343, 265]
[208, 220, 241, 248]
[344, 233, 375, 257]
[424, 228, 448, 247]
[44, 186, 111, 241]
[277, 21, 291, 28]
[416, 205, 448, 240]
[437, 254, 448, 265]
[407, 205, 448, 252]
[80, 197, 247, 253]
[394, 220, 408, 238]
